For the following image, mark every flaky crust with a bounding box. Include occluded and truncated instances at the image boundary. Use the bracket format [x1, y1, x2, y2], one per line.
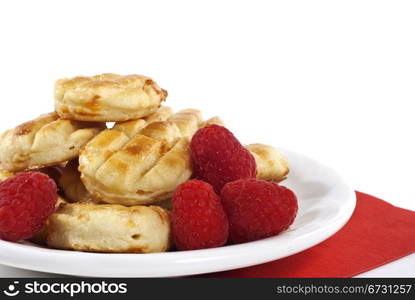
[245, 143, 289, 182]
[0, 170, 13, 181]
[79, 108, 203, 206]
[59, 159, 101, 204]
[60, 108, 174, 204]
[0, 113, 105, 172]
[54, 73, 167, 122]
[47, 203, 171, 253]
[112, 106, 173, 138]
[201, 116, 224, 127]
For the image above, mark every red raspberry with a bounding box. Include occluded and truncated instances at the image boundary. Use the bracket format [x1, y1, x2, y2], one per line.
[0, 172, 58, 242]
[172, 179, 229, 250]
[190, 125, 256, 193]
[220, 179, 298, 243]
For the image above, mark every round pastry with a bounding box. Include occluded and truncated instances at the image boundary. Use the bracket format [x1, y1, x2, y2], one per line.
[47, 203, 171, 253]
[60, 107, 174, 204]
[0, 113, 105, 172]
[79, 109, 202, 206]
[54, 73, 168, 122]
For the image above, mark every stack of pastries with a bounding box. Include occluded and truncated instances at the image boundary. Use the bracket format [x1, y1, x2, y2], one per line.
[0, 73, 289, 253]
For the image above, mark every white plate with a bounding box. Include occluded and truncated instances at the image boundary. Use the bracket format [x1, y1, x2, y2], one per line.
[0, 149, 356, 277]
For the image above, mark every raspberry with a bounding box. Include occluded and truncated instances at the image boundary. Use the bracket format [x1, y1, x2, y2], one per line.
[0, 172, 58, 242]
[172, 180, 229, 250]
[220, 179, 298, 243]
[190, 125, 256, 193]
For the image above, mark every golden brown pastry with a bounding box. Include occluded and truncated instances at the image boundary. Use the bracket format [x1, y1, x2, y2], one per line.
[47, 203, 171, 253]
[0, 113, 104, 172]
[59, 159, 100, 204]
[79, 109, 203, 206]
[201, 116, 224, 127]
[166, 109, 202, 138]
[112, 106, 173, 138]
[60, 107, 174, 204]
[245, 143, 289, 182]
[0, 170, 13, 181]
[54, 73, 167, 122]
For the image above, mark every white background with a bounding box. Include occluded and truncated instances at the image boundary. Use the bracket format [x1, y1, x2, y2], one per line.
[0, 0, 414, 277]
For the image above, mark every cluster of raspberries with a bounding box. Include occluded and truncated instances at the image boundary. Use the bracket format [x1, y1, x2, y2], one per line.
[172, 125, 298, 250]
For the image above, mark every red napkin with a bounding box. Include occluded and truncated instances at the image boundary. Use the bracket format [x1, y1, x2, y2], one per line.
[209, 192, 415, 277]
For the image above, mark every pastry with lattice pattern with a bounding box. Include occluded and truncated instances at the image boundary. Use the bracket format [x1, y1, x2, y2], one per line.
[79, 109, 202, 206]
[0, 113, 104, 172]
